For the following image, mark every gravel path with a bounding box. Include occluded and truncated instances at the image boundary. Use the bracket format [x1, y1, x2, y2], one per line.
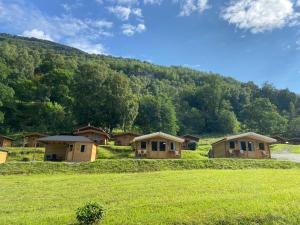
[272, 150, 300, 162]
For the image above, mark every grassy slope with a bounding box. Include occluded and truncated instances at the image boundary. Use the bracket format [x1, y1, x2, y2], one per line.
[270, 144, 300, 153]
[1, 169, 300, 225]
[1, 159, 300, 175]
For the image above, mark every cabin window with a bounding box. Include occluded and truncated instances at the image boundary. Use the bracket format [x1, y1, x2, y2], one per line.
[259, 143, 265, 150]
[240, 141, 246, 151]
[229, 141, 235, 149]
[170, 142, 176, 151]
[80, 145, 86, 153]
[247, 142, 253, 151]
[141, 141, 147, 150]
[69, 144, 73, 151]
[159, 142, 166, 151]
[152, 142, 158, 151]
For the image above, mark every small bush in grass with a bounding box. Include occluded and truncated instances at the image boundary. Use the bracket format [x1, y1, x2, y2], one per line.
[21, 157, 31, 162]
[187, 142, 198, 150]
[76, 202, 105, 225]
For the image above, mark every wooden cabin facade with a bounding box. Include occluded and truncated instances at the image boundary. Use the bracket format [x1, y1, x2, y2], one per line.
[0, 135, 13, 147]
[0, 147, 8, 164]
[113, 132, 140, 146]
[38, 136, 97, 162]
[181, 134, 200, 149]
[23, 133, 46, 147]
[74, 124, 109, 145]
[211, 132, 276, 159]
[132, 132, 184, 159]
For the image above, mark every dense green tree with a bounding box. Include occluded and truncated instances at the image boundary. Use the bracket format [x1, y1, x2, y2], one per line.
[135, 95, 178, 134]
[0, 34, 298, 136]
[241, 98, 287, 134]
[287, 116, 300, 137]
[101, 72, 139, 132]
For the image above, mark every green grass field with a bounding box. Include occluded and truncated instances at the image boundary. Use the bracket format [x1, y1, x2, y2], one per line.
[270, 144, 300, 153]
[1, 169, 300, 225]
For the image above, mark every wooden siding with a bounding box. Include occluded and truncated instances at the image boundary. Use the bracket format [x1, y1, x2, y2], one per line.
[24, 135, 45, 147]
[115, 135, 136, 146]
[0, 138, 12, 147]
[133, 138, 182, 159]
[44, 142, 96, 162]
[0, 151, 7, 164]
[76, 132, 108, 145]
[212, 137, 271, 159]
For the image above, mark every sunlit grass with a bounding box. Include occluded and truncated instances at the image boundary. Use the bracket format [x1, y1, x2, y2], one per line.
[1, 169, 300, 224]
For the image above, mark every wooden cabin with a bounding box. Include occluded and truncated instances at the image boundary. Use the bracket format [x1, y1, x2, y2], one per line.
[38, 136, 97, 162]
[74, 124, 109, 145]
[211, 132, 276, 159]
[181, 134, 200, 149]
[132, 132, 184, 159]
[23, 133, 46, 147]
[0, 147, 8, 164]
[0, 135, 13, 147]
[113, 132, 141, 146]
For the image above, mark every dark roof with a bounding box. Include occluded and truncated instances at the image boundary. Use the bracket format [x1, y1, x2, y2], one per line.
[0, 134, 14, 141]
[38, 135, 94, 143]
[24, 132, 47, 137]
[113, 132, 141, 137]
[74, 124, 109, 137]
[75, 124, 106, 132]
[181, 134, 200, 140]
[0, 147, 8, 152]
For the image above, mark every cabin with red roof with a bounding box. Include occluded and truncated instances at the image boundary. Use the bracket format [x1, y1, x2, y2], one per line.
[74, 124, 109, 145]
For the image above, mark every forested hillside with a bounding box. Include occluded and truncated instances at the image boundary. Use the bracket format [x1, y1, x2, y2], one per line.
[0, 33, 299, 136]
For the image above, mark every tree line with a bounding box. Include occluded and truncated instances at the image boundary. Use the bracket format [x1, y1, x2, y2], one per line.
[0, 33, 300, 137]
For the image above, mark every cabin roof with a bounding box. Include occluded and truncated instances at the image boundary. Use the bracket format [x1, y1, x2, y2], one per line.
[74, 124, 109, 137]
[38, 135, 94, 143]
[24, 132, 47, 137]
[181, 134, 200, 140]
[0, 134, 14, 141]
[132, 132, 184, 143]
[0, 147, 8, 152]
[113, 132, 141, 137]
[212, 132, 277, 145]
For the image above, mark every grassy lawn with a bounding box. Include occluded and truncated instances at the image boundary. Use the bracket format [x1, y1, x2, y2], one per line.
[1, 169, 300, 225]
[270, 144, 300, 153]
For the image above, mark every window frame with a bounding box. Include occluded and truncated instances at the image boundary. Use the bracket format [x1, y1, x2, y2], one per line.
[240, 141, 247, 151]
[140, 141, 147, 150]
[259, 143, 265, 150]
[229, 141, 235, 149]
[247, 142, 253, 151]
[159, 141, 166, 151]
[80, 145, 86, 153]
[170, 142, 176, 151]
[151, 141, 158, 151]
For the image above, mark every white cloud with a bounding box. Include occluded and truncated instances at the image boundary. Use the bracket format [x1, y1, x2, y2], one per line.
[0, 0, 111, 53]
[22, 29, 53, 41]
[144, 0, 162, 4]
[178, 0, 210, 16]
[108, 6, 143, 20]
[68, 40, 106, 54]
[222, 0, 299, 33]
[122, 23, 146, 36]
[108, 6, 132, 20]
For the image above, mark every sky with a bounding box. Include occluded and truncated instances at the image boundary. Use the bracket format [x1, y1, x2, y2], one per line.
[0, 0, 300, 92]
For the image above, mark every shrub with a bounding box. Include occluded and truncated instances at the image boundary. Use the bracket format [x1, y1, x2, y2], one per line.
[76, 202, 105, 225]
[187, 142, 198, 150]
[21, 157, 31, 162]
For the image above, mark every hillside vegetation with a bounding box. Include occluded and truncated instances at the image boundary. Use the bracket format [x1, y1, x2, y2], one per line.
[1, 33, 300, 137]
[1, 170, 300, 224]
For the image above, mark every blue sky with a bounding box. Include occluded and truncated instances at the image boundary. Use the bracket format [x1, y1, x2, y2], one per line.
[1, 0, 300, 92]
